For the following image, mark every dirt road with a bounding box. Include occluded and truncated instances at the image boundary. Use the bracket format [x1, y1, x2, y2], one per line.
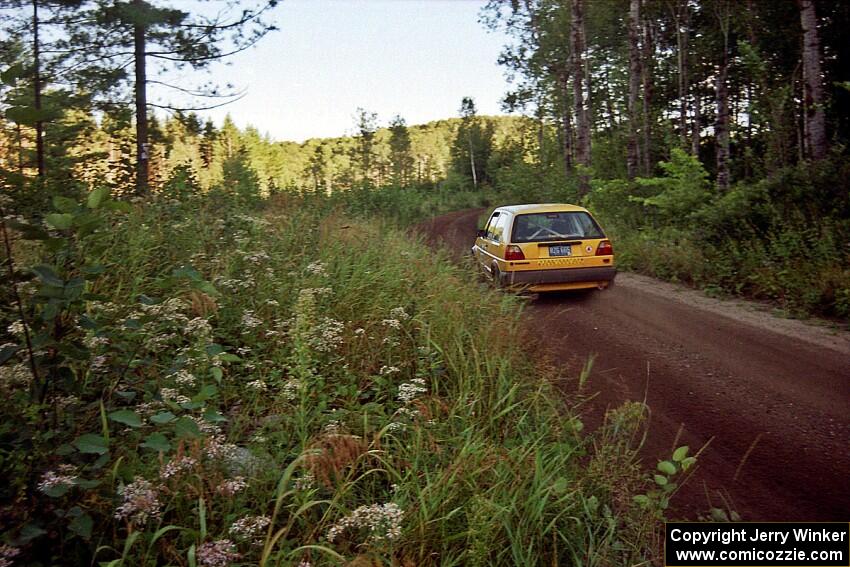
[422, 208, 850, 521]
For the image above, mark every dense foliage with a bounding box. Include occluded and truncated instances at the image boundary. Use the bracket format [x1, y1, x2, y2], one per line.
[0, 188, 685, 565]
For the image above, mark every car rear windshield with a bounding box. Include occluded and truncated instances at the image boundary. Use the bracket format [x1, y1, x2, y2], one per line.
[511, 211, 604, 243]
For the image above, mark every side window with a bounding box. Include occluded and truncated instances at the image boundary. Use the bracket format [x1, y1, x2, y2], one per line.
[485, 212, 500, 240]
[492, 213, 508, 243]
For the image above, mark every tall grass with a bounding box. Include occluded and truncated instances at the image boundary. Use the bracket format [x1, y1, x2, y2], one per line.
[1, 194, 657, 565]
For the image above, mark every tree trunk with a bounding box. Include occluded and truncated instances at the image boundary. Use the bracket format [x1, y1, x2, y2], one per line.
[692, 86, 701, 156]
[133, 0, 149, 197]
[641, 13, 654, 175]
[716, 54, 730, 192]
[570, 0, 591, 195]
[674, 0, 691, 151]
[467, 132, 477, 188]
[627, 0, 641, 180]
[799, 0, 828, 160]
[33, 0, 44, 178]
[558, 69, 574, 176]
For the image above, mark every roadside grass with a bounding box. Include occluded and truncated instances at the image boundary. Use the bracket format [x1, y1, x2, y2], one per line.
[1, 193, 661, 565]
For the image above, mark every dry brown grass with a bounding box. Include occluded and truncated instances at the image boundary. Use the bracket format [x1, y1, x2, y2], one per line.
[304, 433, 369, 487]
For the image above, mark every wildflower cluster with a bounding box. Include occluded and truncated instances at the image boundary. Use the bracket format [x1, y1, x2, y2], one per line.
[229, 515, 271, 544]
[114, 478, 162, 526]
[196, 539, 241, 567]
[397, 378, 427, 404]
[37, 465, 77, 494]
[305, 260, 328, 277]
[0, 544, 20, 567]
[326, 502, 404, 544]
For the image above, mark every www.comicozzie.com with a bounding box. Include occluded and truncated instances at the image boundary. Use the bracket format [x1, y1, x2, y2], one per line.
[665, 522, 850, 566]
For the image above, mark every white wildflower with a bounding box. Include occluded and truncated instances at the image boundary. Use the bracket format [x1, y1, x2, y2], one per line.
[326, 502, 404, 543]
[196, 539, 240, 567]
[294, 472, 315, 491]
[229, 515, 271, 541]
[160, 388, 190, 405]
[37, 466, 77, 493]
[305, 261, 327, 277]
[381, 319, 402, 330]
[241, 310, 262, 331]
[83, 335, 110, 349]
[160, 456, 197, 479]
[216, 477, 248, 497]
[185, 317, 212, 338]
[247, 379, 267, 391]
[6, 321, 25, 337]
[281, 379, 300, 401]
[397, 378, 427, 403]
[380, 365, 400, 376]
[389, 307, 409, 320]
[173, 369, 197, 388]
[114, 477, 162, 526]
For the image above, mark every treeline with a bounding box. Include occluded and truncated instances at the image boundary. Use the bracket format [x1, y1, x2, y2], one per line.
[481, 0, 849, 189]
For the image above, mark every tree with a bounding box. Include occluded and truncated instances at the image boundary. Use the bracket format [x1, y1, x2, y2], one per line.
[570, 0, 591, 195]
[714, 0, 731, 192]
[451, 97, 494, 187]
[64, 0, 278, 196]
[627, 0, 641, 179]
[799, 0, 828, 160]
[388, 115, 414, 187]
[351, 108, 378, 185]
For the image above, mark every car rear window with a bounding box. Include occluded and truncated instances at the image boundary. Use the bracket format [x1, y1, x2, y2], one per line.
[511, 212, 604, 243]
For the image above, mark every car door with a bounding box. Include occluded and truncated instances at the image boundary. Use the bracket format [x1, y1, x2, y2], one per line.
[482, 212, 509, 279]
[477, 212, 500, 271]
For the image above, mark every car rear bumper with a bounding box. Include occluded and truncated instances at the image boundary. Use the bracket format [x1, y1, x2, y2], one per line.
[503, 266, 617, 286]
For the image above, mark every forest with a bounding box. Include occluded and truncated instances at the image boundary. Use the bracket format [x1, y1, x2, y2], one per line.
[0, 0, 848, 565]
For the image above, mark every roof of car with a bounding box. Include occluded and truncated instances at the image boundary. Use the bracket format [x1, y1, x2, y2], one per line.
[494, 203, 588, 214]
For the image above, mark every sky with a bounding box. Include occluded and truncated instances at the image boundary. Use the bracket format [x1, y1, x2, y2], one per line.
[186, 0, 513, 143]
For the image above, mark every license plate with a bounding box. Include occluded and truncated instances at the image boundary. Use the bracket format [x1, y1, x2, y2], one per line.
[549, 245, 572, 257]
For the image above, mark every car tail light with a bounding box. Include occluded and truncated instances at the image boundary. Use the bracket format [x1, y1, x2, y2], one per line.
[596, 240, 613, 256]
[505, 245, 525, 261]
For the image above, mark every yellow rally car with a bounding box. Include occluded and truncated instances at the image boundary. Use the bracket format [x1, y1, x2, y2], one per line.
[471, 203, 616, 292]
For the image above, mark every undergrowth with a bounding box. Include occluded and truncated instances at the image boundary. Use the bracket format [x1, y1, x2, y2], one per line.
[0, 191, 671, 565]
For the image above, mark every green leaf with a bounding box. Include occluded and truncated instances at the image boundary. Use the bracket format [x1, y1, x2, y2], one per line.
[72, 478, 101, 489]
[210, 366, 223, 383]
[42, 483, 72, 498]
[192, 384, 217, 403]
[632, 494, 650, 507]
[657, 460, 677, 475]
[202, 408, 227, 423]
[64, 277, 86, 301]
[142, 432, 171, 452]
[672, 445, 689, 462]
[74, 433, 109, 455]
[150, 411, 176, 424]
[45, 213, 74, 230]
[681, 457, 697, 471]
[16, 523, 47, 544]
[218, 353, 241, 363]
[108, 409, 142, 428]
[654, 474, 668, 486]
[172, 265, 201, 281]
[53, 196, 78, 213]
[81, 264, 106, 276]
[68, 512, 93, 539]
[32, 265, 64, 287]
[173, 416, 201, 439]
[0, 343, 20, 365]
[87, 187, 111, 209]
[205, 344, 224, 357]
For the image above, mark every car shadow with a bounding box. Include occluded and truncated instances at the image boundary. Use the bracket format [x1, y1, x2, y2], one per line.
[525, 288, 600, 305]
